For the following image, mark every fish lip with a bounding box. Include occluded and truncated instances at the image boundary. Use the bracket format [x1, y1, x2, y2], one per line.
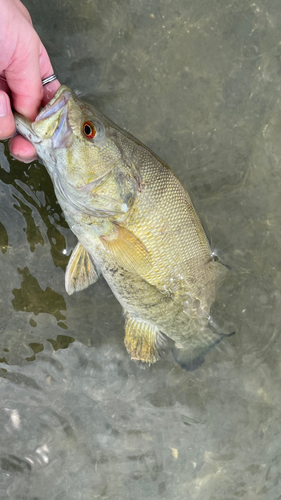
[14, 114, 42, 144]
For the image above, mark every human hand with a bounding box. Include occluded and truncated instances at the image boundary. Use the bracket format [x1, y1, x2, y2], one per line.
[0, 0, 60, 161]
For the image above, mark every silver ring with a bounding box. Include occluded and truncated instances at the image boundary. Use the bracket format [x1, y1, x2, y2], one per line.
[42, 74, 57, 86]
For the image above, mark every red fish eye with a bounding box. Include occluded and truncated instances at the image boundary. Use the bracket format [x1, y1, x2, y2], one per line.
[83, 121, 96, 139]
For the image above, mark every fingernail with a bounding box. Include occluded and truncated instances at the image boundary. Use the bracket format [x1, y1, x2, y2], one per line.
[0, 93, 8, 117]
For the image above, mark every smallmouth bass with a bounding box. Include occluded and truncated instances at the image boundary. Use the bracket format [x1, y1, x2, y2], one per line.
[15, 85, 225, 365]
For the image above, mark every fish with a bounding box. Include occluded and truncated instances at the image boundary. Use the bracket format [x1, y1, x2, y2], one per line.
[15, 85, 226, 366]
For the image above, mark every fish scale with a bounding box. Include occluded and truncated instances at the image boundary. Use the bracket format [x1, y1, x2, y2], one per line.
[124, 149, 213, 299]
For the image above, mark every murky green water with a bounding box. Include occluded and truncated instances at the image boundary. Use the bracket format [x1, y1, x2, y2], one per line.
[1, 0, 281, 498]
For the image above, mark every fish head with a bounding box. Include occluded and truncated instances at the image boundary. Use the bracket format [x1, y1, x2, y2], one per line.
[15, 85, 139, 218]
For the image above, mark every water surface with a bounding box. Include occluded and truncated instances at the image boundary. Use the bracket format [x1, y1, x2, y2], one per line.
[1, 0, 281, 498]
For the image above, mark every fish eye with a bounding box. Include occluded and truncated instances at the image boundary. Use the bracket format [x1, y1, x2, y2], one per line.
[83, 121, 96, 139]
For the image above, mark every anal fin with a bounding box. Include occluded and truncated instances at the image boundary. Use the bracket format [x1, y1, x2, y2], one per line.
[65, 242, 98, 295]
[124, 313, 167, 365]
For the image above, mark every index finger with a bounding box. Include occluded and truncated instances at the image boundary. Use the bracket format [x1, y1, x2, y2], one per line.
[40, 43, 61, 106]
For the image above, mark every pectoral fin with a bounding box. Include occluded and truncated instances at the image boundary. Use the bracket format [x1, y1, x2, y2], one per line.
[124, 313, 167, 365]
[101, 224, 152, 276]
[65, 243, 98, 295]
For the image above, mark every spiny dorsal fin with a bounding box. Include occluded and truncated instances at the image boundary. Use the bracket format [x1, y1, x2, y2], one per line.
[65, 243, 98, 295]
[100, 224, 152, 276]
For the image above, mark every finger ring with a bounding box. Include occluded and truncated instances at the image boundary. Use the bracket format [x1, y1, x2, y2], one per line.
[42, 74, 58, 86]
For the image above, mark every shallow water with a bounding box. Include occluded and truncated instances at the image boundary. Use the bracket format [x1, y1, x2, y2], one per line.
[1, 0, 281, 498]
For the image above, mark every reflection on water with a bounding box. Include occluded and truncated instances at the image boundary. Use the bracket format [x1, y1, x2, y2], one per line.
[1, 0, 281, 498]
[12, 267, 67, 322]
[0, 142, 69, 268]
[0, 221, 8, 253]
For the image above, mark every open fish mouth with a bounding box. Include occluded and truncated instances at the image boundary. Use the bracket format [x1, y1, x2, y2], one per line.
[35, 86, 71, 123]
[15, 86, 73, 149]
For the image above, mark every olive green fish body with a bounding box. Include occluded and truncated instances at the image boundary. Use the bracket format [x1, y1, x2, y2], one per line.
[15, 86, 223, 365]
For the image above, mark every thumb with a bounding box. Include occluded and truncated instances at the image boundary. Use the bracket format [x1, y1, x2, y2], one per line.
[0, 90, 15, 139]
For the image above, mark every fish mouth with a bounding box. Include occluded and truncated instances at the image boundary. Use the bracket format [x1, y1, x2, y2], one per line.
[15, 85, 73, 149]
[35, 85, 71, 123]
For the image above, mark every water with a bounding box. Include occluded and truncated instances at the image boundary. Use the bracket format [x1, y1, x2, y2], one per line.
[1, 0, 281, 498]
